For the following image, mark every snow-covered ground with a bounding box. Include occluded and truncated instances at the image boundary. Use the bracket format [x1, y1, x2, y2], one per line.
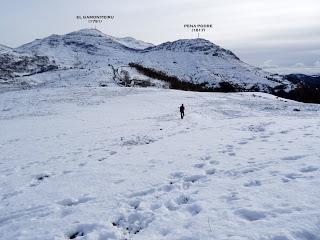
[1, 87, 320, 240]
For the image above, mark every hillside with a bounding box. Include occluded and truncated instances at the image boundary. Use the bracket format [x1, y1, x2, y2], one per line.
[0, 46, 58, 85]
[285, 74, 320, 88]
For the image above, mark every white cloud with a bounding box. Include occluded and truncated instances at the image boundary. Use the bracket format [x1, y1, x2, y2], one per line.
[261, 60, 278, 69]
[293, 62, 306, 68]
[314, 61, 320, 67]
[261, 61, 320, 75]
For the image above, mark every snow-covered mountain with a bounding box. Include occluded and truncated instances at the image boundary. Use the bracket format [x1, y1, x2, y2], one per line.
[115, 36, 154, 50]
[0, 46, 58, 84]
[6, 28, 292, 93]
[137, 38, 289, 92]
[0, 44, 13, 53]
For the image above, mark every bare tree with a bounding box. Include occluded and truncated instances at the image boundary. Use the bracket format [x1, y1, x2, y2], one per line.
[120, 69, 131, 86]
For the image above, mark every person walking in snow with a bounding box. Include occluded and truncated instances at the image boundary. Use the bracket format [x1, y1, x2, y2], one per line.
[180, 104, 185, 119]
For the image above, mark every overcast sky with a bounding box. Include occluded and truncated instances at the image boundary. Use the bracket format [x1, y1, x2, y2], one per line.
[1, 0, 319, 74]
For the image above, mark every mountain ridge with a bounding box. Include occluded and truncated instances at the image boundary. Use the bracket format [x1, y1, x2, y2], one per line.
[2, 28, 319, 103]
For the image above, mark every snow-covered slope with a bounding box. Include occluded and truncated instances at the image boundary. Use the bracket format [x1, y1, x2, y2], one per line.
[139, 38, 288, 91]
[10, 28, 292, 92]
[0, 44, 12, 53]
[16, 29, 135, 67]
[0, 47, 58, 84]
[115, 36, 154, 50]
[1, 86, 319, 239]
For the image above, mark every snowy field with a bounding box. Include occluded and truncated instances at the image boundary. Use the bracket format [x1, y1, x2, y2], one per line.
[1, 87, 320, 240]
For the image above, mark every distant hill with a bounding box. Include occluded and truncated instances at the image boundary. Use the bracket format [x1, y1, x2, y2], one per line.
[285, 74, 320, 88]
